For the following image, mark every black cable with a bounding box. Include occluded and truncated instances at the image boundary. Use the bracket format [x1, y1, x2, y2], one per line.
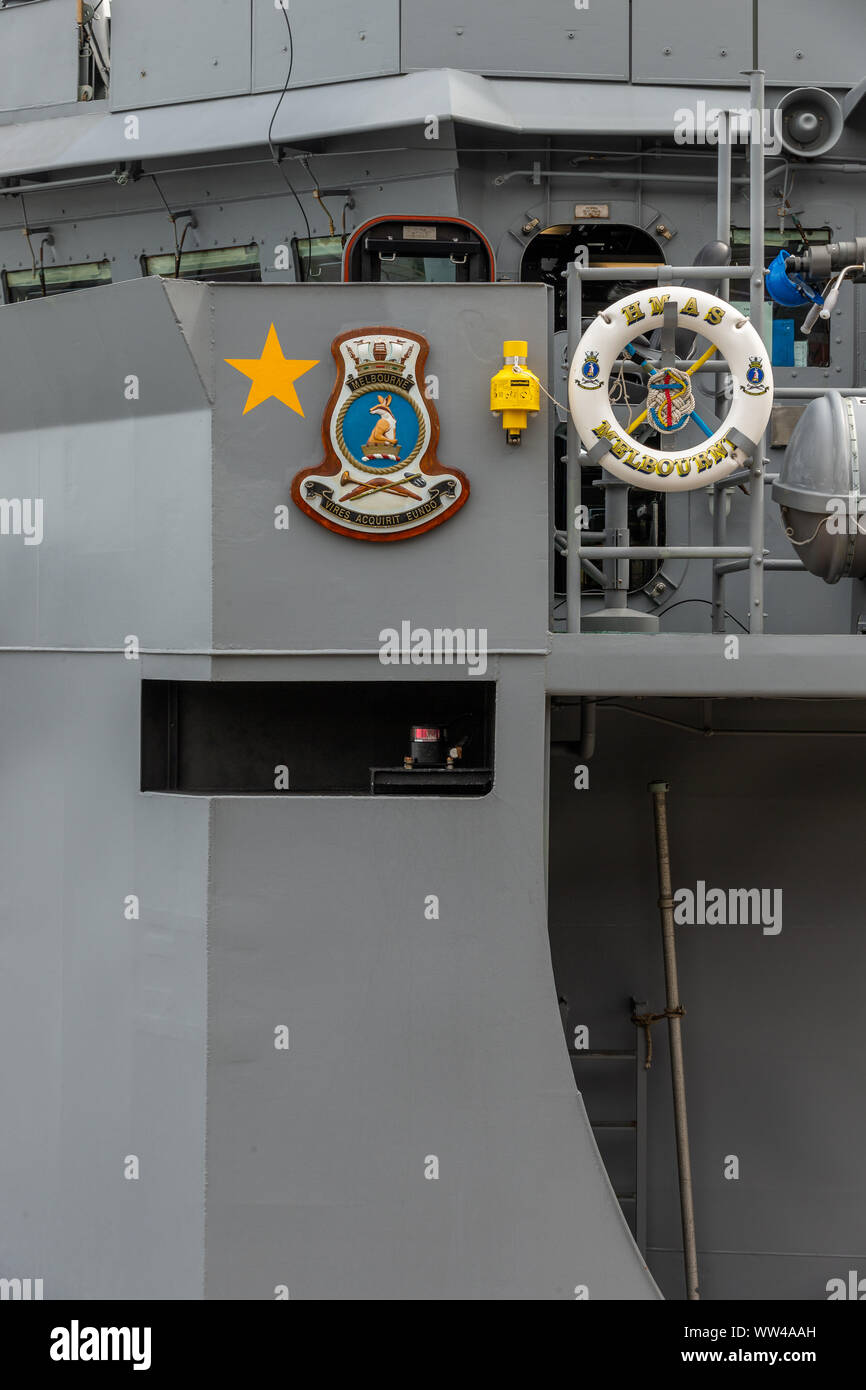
[18, 192, 46, 296]
[267, 4, 312, 274]
[148, 174, 182, 274]
[149, 174, 174, 222]
[656, 597, 749, 634]
[19, 192, 36, 271]
[551, 595, 749, 634]
[38, 236, 49, 298]
[266, 4, 294, 155]
[175, 217, 194, 278]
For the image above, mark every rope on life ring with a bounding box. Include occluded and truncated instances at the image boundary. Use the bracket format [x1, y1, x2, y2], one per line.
[646, 367, 696, 433]
[568, 288, 774, 493]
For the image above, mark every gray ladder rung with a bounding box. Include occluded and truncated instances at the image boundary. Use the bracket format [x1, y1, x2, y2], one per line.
[591, 1120, 637, 1129]
[615, 1193, 637, 1202]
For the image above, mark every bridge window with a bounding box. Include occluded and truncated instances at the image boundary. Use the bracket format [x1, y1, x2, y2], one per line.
[141, 244, 261, 282]
[343, 217, 494, 283]
[3, 259, 111, 303]
[293, 235, 345, 282]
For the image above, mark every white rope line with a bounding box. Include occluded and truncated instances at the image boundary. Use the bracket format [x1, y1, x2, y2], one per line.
[512, 359, 639, 429]
[608, 354, 636, 430]
[784, 515, 866, 545]
[510, 363, 569, 414]
[785, 517, 827, 546]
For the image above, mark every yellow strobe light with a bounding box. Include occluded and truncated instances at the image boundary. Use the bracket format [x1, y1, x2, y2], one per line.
[490, 340, 540, 445]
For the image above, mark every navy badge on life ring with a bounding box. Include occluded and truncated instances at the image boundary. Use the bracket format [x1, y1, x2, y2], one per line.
[578, 349, 603, 389]
[742, 356, 769, 395]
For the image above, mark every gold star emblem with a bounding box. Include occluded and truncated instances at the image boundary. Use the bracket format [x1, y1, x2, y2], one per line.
[225, 323, 319, 416]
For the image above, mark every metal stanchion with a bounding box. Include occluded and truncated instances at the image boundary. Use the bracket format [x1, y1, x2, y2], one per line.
[648, 781, 700, 1301]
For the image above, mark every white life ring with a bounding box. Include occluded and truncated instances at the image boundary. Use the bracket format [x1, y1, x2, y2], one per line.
[568, 288, 774, 492]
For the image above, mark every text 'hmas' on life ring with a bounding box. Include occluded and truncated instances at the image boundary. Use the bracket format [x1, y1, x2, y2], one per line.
[568, 288, 774, 492]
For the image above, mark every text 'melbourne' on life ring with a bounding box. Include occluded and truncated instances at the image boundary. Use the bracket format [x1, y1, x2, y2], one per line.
[568, 288, 774, 493]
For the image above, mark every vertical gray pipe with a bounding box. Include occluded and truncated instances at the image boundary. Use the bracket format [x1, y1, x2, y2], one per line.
[715, 110, 732, 568]
[604, 482, 630, 611]
[711, 488, 728, 633]
[716, 112, 732, 303]
[566, 261, 583, 633]
[648, 781, 700, 1301]
[748, 69, 767, 634]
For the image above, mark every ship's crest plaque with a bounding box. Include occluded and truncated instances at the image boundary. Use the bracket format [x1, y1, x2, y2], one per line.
[291, 327, 469, 541]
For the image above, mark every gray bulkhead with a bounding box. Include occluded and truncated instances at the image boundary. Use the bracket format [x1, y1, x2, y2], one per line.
[0, 278, 658, 1298]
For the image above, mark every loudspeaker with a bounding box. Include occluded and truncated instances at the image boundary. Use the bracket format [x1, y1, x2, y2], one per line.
[778, 87, 844, 158]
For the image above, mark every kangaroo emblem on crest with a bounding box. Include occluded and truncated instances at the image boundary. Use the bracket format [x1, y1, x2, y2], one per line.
[364, 394, 399, 456]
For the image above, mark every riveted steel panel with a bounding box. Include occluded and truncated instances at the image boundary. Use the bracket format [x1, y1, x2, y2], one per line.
[252, 0, 399, 92]
[401, 0, 629, 80]
[632, 0, 752, 86]
[0, 0, 78, 113]
[110, 0, 252, 111]
[759, 0, 866, 87]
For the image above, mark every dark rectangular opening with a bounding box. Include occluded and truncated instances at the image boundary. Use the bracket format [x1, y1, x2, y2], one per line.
[141, 681, 494, 796]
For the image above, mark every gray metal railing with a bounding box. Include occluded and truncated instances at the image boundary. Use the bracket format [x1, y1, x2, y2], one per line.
[564, 73, 774, 636]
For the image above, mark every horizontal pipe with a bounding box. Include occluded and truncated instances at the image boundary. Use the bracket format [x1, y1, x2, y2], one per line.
[713, 469, 779, 488]
[623, 359, 729, 373]
[579, 545, 752, 560]
[577, 266, 752, 281]
[1, 173, 119, 198]
[494, 167, 785, 187]
[714, 468, 751, 487]
[714, 557, 805, 575]
[803, 161, 866, 173]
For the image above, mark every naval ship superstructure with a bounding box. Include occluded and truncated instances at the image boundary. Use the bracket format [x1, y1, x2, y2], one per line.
[1, 0, 865, 1302]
